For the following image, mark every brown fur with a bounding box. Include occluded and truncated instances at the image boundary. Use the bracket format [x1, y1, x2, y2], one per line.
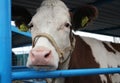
[110, 43, 120, 52]
[72, 5, 98, 30]
[65, 35, 106, 83]
[102, 42, 116, 54]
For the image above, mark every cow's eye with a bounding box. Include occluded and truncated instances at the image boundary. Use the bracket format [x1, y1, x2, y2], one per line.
[28, 24, 33, 30]
[29, 24, 33, 28]
[65, 23, 70, 28]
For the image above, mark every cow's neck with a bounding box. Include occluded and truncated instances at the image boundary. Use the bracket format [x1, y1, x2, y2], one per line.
[58, 32, 76, 70]
[47, 34, 76, 83]
[49, 59, 70, 83]
[46, 49, 71, 83]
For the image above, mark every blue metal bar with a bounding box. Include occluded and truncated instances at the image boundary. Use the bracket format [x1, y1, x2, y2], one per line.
[12, 68, 120, 80]
[12, 25, 31, 38]
[0, 0, 11, 83]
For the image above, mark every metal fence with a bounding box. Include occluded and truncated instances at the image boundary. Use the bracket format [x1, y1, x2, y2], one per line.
[0, 0, 120, 83]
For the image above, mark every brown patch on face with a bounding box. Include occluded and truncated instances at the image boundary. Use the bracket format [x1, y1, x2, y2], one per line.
[110, 42, 120, 52]
[102, 42, 116, 54]
[65, 35, 103, 83]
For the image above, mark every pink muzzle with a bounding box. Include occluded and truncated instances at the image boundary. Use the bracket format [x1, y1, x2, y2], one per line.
[29, 47, 53, 66]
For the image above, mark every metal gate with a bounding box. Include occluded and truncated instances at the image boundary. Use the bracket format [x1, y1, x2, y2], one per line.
[0, 0, 120, 83]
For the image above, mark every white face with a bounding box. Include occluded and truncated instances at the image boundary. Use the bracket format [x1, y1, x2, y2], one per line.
[26, 0, 71, 70]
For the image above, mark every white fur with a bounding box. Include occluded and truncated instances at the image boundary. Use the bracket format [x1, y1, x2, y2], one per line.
[80, 36, 120, 83]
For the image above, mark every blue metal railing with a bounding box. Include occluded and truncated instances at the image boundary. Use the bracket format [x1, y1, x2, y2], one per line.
[0, 0, 11, 83]
[12, 68, 120, 80]
[12, 25, 31, 38]
[0, 0, 120, 83]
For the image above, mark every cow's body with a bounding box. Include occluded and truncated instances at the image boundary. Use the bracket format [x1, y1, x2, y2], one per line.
[25, 0, 120, 83]
[65, 35, 120, 83]
[48, 35, 120, 83]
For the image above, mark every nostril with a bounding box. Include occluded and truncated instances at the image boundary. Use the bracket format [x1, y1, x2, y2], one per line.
[44, 51, 51, 58]
[45, 53, 49, 58]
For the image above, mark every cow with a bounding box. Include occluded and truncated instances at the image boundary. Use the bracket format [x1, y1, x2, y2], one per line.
[24, 0, 120, 83]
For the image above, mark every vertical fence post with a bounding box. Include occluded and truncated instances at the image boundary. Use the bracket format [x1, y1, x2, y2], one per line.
[0, 0, 11, 83]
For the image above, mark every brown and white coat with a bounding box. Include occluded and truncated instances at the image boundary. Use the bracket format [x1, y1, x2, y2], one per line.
[15, 0, 120, 83]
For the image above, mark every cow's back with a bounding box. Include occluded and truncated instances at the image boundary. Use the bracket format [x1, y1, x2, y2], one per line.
[65, 35, 120, 83]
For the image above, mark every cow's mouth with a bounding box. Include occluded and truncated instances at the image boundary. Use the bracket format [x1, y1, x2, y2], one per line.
[31, 65, 56, 70]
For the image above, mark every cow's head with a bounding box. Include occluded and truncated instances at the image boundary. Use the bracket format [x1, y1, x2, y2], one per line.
[26, 0, 98, 70]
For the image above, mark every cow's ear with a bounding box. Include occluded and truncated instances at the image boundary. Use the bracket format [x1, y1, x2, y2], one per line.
[12, 5, 32, 32]
[71, 5, 98, 30]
